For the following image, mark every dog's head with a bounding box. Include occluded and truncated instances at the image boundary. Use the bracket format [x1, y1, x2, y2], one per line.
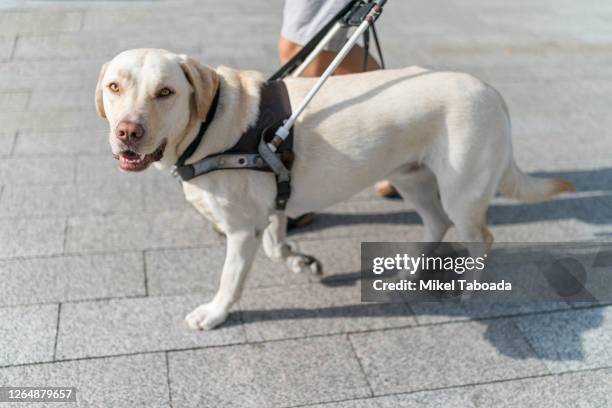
[95, 48, 218, 171]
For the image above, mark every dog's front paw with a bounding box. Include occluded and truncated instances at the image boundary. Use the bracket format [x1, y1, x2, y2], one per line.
[288, 254, 323, 275]
[185, 302, 229, 330]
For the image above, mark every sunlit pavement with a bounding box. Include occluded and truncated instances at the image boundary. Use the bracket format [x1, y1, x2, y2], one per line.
[1, 1, 611, 406]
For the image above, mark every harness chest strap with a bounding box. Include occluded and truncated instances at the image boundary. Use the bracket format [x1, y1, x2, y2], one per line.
[171, 80, 294, 210]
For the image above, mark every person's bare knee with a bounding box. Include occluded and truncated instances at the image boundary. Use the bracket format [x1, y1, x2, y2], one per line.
[278, 36, 301, 64]
[277, 37, 381, 77]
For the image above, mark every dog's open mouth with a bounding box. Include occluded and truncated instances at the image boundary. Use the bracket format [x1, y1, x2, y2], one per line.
[113, 141, 167, 172]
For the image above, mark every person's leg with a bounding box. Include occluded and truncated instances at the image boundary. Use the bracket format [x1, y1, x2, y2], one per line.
[278, 36, 380, 76]
[279, 0, 394, 211]
[278, 36, 395, 198]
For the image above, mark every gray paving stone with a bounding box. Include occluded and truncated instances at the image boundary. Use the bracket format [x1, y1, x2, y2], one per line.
[14, 129, 109, 155]
[466, 368, 612, 408]
[0, 353, 170, 407]
[145, 246, 309, 296]
[0, 252, 145, 307]
[308, 388, 475, 408]
[0, 58, 102, 91]
[13, 29, 201, 60]
[0, 110, 102, 133]
[306, 399, 386, 408]
[0, 91, 29, 111]
[143, 178, 192, 212]
[463, 54, 607, 82]
[314, 368, 612, 408]
[56, 293, 245, 359]
[13, 33, 124, 60]
[28, 89, 93, 111]
[409, 301, 571, 326]
[80, 4, 281, 31]
[495, 81, 576, 115]
[145, 246, 223, 295]
[168, 335, 370, 408]
[512, 132, 612, 170]
[0, 304, 58, 367]
[240, 283, 415, 342]
[349, 320, 548, 395]
[370, 390, 476, 408]
[0, 216, 65, 259]
[0, 132, 15, 155]
[0, 36, 13, 60]
[0, 0, 610, 406]
[76, 154, 165, 183]
[514, 305, 612, 373]
[65, 210, 217, 253]
[0, 180, 145, 217]
[13, 28, 275, 61]
[0, 156, 74, 185]
[0, 10, 82, 35]
[80, 11, 280, 42]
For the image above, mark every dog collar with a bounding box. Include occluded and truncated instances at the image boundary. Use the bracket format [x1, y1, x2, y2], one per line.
[173, 84, 221, 169]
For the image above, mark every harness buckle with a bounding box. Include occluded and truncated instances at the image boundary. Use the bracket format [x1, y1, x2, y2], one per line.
[276, 179, 292, 210]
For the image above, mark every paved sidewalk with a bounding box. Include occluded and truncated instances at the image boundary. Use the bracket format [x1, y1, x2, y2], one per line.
[1, 0, 612, 407]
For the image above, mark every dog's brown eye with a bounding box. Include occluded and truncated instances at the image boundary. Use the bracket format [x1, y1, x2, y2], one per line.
[158, 88, 173, 98]
[108, 83, 120, 93]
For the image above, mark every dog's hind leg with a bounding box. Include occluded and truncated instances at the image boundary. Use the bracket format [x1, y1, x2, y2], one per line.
[263, 212, 322, 275]
[435, 162, 498, 254]
[185, 228, 260, 330]
[388, 165, 452, 242]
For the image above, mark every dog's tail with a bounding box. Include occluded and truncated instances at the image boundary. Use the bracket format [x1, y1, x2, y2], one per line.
[499, 160, 575, 203]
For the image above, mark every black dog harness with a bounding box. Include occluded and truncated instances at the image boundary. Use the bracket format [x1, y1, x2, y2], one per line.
[171, 81, 294, 210]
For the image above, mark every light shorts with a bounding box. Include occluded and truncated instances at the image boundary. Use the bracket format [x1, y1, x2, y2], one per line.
[281, 0, 352, 52]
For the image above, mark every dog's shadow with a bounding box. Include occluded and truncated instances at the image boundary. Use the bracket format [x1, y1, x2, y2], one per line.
[224, 169, 610, 363]
[288, 167, 612, 235]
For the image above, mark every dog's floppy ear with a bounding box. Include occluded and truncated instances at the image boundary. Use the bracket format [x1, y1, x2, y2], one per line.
[95, 62, 109, 118]
[179, 55, 220, 121]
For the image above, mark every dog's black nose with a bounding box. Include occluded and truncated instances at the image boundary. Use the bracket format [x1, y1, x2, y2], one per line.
[116, 121, 145, 142]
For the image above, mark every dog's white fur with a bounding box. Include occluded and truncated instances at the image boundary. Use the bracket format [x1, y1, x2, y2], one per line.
[96, 49, 573, 330]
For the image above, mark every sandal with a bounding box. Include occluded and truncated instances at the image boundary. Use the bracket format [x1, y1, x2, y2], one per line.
[287, 212, 316, 231]
[375, 181, 402, 200]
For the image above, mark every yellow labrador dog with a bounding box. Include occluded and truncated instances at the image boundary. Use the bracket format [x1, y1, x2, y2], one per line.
[96, 48, 573, 330]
